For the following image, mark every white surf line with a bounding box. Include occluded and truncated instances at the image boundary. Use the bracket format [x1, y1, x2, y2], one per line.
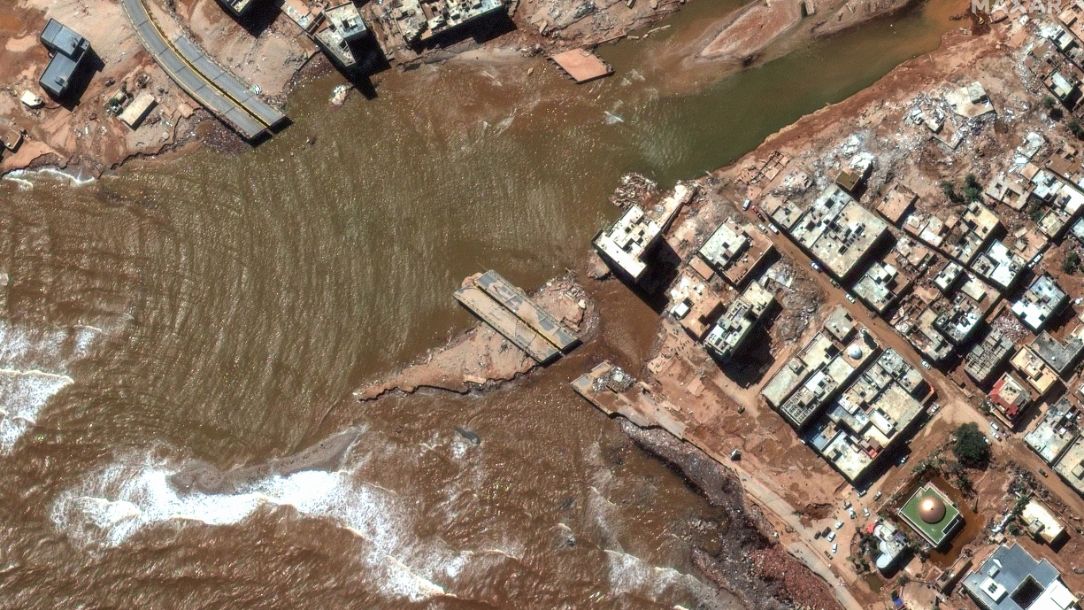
[2, 167, 98, 188]
[51, 453, 474, 603]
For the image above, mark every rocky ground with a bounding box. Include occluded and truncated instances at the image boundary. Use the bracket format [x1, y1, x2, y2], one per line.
[354, 274, 595, 401]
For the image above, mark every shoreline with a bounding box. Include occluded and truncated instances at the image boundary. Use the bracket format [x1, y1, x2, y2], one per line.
[1, 0, 936, 180]
[342, 6, 983, 607]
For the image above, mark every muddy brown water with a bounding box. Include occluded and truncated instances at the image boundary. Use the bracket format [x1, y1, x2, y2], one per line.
[0, 2, 967, 607]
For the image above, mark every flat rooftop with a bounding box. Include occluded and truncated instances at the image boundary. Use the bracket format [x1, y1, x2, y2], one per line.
[1025, 398, 1080, 464]
[1052, 434, 1084, 496]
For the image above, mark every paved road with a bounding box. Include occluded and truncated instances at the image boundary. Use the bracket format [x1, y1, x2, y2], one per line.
[121, 0, 284, 140]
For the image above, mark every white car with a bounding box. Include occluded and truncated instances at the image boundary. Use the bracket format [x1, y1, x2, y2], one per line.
[845, 293, 857, 304]
[810, 261, 821, 272]
[769, 224, 779, 234]
[831, 543, 838, 554]
[862, 507, 870, 518]
[827, 531, 836, 542]
[834, 520, 844, 530]
[742, 199, 751, 210]
[921, 360, 931, 370]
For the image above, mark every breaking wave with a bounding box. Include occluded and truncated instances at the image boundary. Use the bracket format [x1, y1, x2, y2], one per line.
[2, 167, 98, 189]
[50, 449, 470, 602]
[0, 322, 100, 452]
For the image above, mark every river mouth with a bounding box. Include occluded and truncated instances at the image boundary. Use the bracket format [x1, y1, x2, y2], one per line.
[0, 1, 973, 607]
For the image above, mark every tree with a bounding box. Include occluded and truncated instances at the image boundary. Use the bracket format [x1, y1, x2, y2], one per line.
[1070, 120, 1084, 139]
[1043, 96, 1064, 120]
[1064, 250, 1081, 274]
[941, 180, 963, 204]
[953, 423, 991, 468]
[964, 174, 983, 202]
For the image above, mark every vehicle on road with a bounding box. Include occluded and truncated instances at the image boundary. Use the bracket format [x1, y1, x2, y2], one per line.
[831, 543, 838, 554]
[845, 293, 857, 304]
[921, 360, 931, 370]
[810, 261, 821, 272]
[742, 199, 751, 210]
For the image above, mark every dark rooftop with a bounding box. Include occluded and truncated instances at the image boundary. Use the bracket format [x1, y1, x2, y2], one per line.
[38, 18, 90, 99]
[40, 18, 86, 57]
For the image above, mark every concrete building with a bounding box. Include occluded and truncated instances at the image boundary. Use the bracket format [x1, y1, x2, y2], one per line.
[963, 543, 1079, 610]
[667, 271, 726, 340]
[898, 482, 963, 548]
[853, 261, 905, 314]
[988, 372, 1034, 429]
[908, 308, 954, 363]
[973, 240, 1026, 293]
[935, 261, 965, 293]
[877, 183, 917, 225]
[787, 184, 889, 280]
[1053, 434, 1084, 496]
[1012, 347, 1059, 398]
[966, 329, 1015, 385]
[377, 0, 506, 46]
[698, 220, 774, 286]
[217, 0, 262, 17]
[1045, 69, 1083, 108]
[933, 298, 983, 345]
[871, 520, 908, 572]
[762, 332, 837, 409]
[38, 19, 90, 100]
[1020, 499, 1067, 546]
[594, 184, 694, 282]
[1012, 274, 1069, 333]
[1031, 329, 1084, 377]
[806, 348, 926, 482]
[905, 211, 950, 250]
[703, 282, 774, 361]
[314, 2, 370, 71]
[771, 330, 879, 430]
[963, 202, 1002, 243]
[1025, 398, 1081, 465]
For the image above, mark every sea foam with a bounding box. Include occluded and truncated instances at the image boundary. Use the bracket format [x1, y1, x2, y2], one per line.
[0, 321, 100, 453]
[51, 449, 470, 602]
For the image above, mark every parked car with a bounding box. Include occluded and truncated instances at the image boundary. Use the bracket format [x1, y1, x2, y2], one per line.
[862, 507, 870, 518]
[810, 261, 821, 272]
[834, 520, 844, 530]
[845, 293, 857, 304]
[831, 543, 838, 554]
[742, 199, 751, 211]
[921, 360, 931, 370]
[827, 531, 836, 542]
